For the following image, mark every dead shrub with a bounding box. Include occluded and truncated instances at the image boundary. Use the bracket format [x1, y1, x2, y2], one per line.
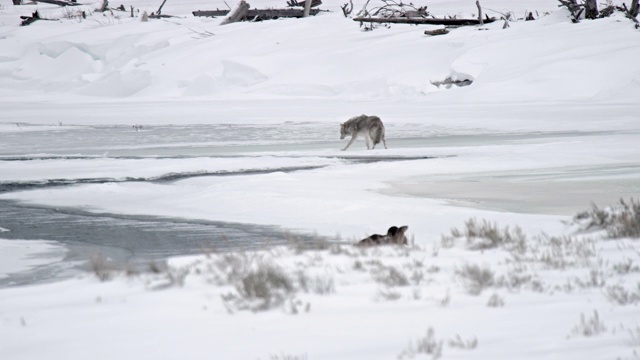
[442, 218, 527, 252]
[456, 263, 495, 295]
[572, 198, 640, 239]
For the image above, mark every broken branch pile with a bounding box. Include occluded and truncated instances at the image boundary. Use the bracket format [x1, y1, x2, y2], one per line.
[194, 8, 321, 20]
[354, 0, 495, 28]
[194, 0, 322, 21]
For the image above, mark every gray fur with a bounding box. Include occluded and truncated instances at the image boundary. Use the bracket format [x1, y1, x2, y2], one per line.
[340, 114, 388, 151]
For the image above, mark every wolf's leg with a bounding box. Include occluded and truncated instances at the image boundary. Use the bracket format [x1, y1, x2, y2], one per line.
[342, 134, 358, 151]
[365, 133, 372, 150]
[382, 133, 388, 149]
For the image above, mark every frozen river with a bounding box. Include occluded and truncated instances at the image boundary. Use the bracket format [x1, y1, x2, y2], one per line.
[1, 120, 639, 286]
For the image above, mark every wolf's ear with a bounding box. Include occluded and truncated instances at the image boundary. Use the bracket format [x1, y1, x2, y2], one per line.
[398, 226, 408, 233]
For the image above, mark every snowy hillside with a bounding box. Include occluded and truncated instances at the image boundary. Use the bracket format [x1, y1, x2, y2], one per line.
[1, 0, 640, 359]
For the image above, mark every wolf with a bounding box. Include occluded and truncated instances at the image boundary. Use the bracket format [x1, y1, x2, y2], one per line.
[340, 115, 387, 151]
[357, 226, 409, 246]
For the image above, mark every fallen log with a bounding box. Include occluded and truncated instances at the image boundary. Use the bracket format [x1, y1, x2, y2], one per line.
[353, 16, 495, 26]
[34, 0, 79, 6]
[148, 14, 177, 19]
[20, 11, 43, 25]
[424, 28, 449, 36]
[193, 8, 321, 19]
[286, 0, 322, 8]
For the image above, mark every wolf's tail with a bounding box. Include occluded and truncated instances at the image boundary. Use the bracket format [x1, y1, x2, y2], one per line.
[370, 122, 384, 145]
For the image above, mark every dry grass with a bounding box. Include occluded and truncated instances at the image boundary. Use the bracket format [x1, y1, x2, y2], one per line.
[398, 327, 443, 360]
[604, 284, 640, 305]
[270, 353, 308, 360]
[455, 263, 495, 295]
[448, 334, 478, 350]
[229, 261, 295, 312]
[487, 293, 505, 307]
[441, 218, 526, 252]
[371, 264, 410, 287]
[571, 310, 607, 337]
[88, 252, 113, 282]
[573, 198, 640, 238]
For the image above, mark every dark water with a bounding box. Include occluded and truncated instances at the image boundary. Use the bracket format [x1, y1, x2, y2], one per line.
[0, 153, 440, 287]
[0, 200, 321, 287]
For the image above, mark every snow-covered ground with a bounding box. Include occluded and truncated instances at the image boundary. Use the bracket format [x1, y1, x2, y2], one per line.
[1, 0, 640, 359]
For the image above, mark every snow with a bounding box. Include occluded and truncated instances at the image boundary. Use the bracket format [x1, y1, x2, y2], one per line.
[0, 238, 67, 280]
[1, 0, 640, 359]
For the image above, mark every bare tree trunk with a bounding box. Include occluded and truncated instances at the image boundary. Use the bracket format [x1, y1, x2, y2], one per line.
[220, 0, 250, 25]
[584, 0, 598, 19]
[558, 0, 583, 22]
[476, 1, 483, 25]
[96, 0, 108, 12]
[631, 0, 640, 18]
[303, 0, 312, 17]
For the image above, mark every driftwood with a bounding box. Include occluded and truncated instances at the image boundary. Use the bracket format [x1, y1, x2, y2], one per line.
[286, 0, 322, 8]
[629, 0, 640, 17]
[20, 11, 40, 25]
[96, 0, 108, 12]
[559, 0, 639, 27]
[424, 28, 449, 36]
[431, 77, 473, 88]
[20, 10, 55, 25]
[626, 0, 640, 28]
[341, 0, 354, 17]
[358, 0, 428, 19]
[34, 0, 79, 6]
[146, 0, 177, 18]
[353, 16, 495, 26]
[303, 0, 312, 17]
[584, 0, 598, 19]
[220, 0, 250, 25]
[558, 0, 584, 22]
[194, 8, 321, 19]
[155, 0, 168, 16]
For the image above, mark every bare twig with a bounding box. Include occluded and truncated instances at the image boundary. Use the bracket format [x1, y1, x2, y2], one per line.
[359, 0, 428, 19]
[558, 0, 583, 22]
[156, 0, 168, 16]
[341, 0, 354, 17]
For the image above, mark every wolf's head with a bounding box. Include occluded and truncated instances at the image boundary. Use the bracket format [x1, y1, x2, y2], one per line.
[389, 226, 409, 245]
[340, 123, 348, 139]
